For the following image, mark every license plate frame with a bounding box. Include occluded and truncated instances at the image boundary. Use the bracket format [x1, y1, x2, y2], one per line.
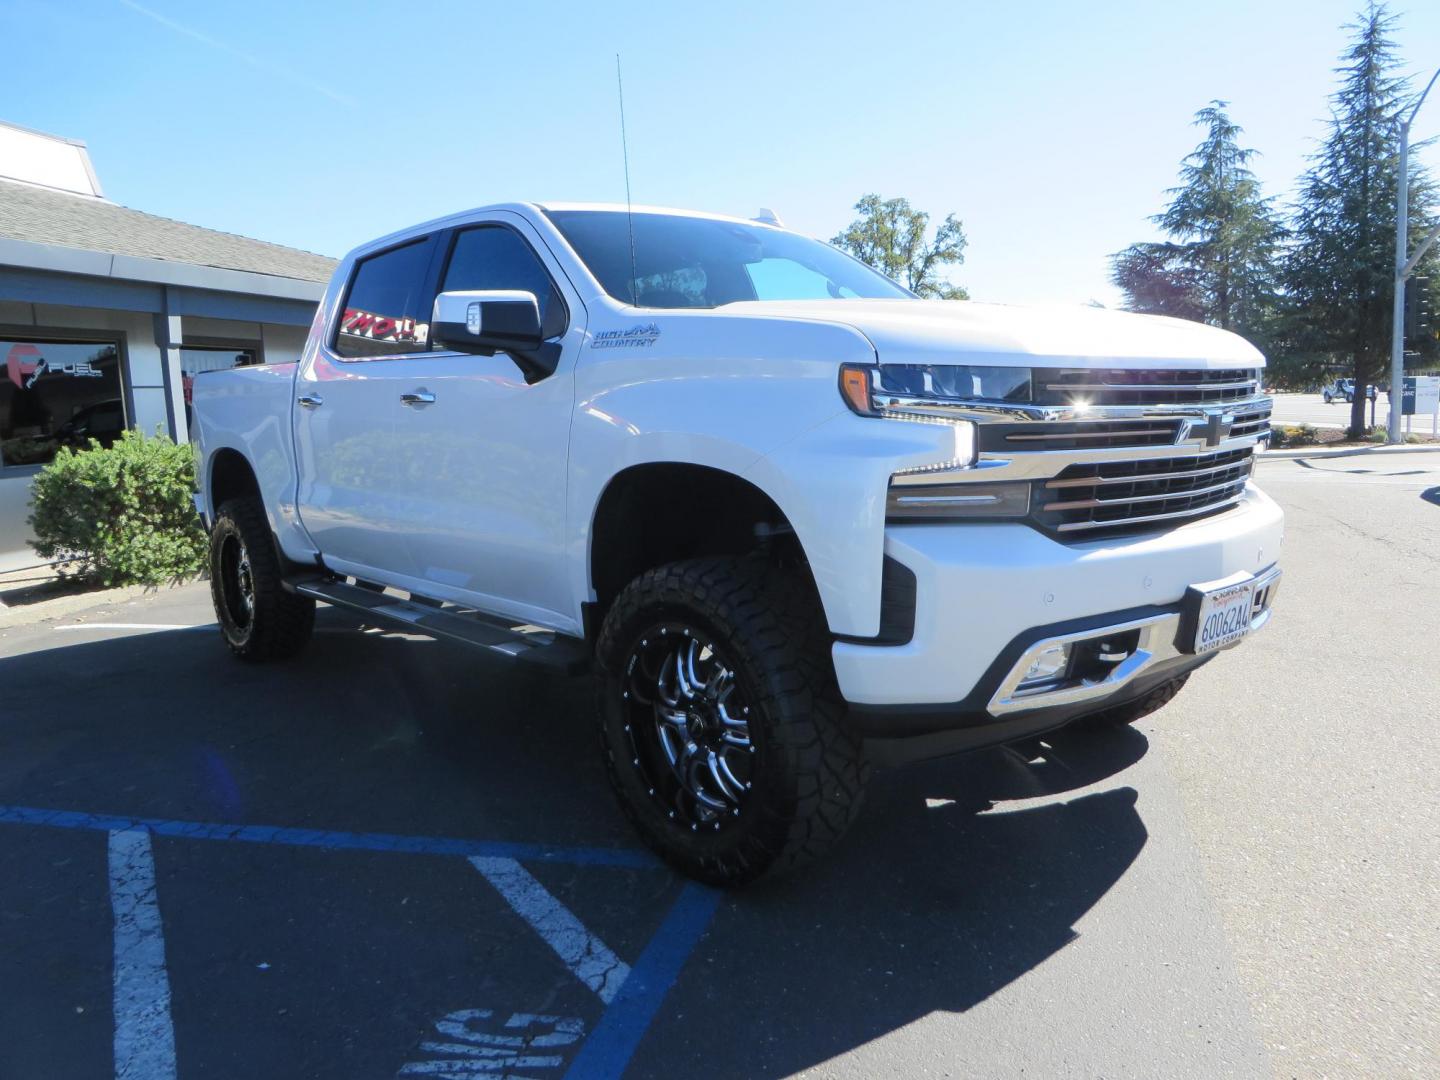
[1180, 574, 1257, 655]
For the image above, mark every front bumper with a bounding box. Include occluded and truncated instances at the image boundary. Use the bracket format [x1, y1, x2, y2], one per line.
[832, 484, 1284, 717]
[986, 561, 1279, 716]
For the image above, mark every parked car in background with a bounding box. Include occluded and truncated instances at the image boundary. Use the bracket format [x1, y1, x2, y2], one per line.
[1323, 378, 1376, 403]
[55, 398, 126, 449]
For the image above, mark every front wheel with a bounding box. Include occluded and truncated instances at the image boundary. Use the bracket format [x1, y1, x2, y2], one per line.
[1324, 392, 1333, 404]
[595, 557, 868, 886]
[1075, 673, 1190, 728]
[209, 496, 315, 661]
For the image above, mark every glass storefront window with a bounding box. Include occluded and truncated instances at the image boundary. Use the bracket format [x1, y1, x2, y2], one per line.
[1, 338, 125, 467]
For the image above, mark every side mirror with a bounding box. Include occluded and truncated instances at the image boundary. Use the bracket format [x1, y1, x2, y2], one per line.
[432, 290, 545, 355]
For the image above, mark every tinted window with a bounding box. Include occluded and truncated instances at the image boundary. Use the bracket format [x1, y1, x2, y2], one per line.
[2, 338, 125, 466]
[545, 210, 910, 308]
[440, 227, 566, 341]
[335, 239, 433, 358]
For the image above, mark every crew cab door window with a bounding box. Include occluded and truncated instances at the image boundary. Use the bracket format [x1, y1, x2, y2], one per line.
[334, 238, 435, 358]
[439, 226, 567, 342]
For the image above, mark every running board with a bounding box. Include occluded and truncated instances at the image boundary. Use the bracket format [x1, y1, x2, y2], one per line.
[290, 577, 589, 674]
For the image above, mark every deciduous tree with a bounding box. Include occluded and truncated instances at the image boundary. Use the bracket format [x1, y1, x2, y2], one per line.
[832, 195, 968, 299]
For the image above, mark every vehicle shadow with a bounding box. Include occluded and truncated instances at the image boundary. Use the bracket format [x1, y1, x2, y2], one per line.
[1421, 485, 1440, 508]
[0, 612, 1152, 1078]
[635, 725, 1150, 1078]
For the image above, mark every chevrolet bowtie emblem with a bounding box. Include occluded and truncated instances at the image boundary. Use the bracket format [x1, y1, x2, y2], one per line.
[1204, 412, 1235, 447]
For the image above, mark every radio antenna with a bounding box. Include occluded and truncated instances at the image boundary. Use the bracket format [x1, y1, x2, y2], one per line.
[616, 54, 638, 306]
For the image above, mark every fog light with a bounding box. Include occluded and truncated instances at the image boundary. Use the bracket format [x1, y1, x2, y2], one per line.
[1017, 643, 1072, 689]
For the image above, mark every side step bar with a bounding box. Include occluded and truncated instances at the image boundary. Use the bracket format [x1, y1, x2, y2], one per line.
[290, 577, 589, 674]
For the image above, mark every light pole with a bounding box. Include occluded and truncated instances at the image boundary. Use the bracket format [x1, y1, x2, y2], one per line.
[1388, 67, 1440, 443]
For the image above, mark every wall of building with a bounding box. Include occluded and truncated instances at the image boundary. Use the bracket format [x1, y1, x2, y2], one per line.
[0, 302, 313, 572]
[0, 471, 34, 573]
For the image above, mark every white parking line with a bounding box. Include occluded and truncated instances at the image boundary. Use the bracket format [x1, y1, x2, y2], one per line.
[108, 829, 177, 1080]
[469, 857, 631, 1005]
[54, 624, 198, 632]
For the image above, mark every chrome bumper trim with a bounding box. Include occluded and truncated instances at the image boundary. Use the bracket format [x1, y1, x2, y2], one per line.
[986, 564, 1281, 717]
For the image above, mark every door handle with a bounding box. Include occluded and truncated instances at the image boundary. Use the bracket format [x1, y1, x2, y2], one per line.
[297, 393, 324, 408]
[400, 391, 436, 406]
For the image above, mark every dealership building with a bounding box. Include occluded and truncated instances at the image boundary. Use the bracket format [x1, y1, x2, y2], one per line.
[0, 119, 335, 571]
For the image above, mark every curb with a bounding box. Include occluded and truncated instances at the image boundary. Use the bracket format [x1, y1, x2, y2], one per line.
[1261, 443, 1440, 461]
[0, 582, 192, 631]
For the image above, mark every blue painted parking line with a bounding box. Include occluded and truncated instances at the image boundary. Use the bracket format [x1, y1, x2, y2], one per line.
[0, 804, 659, 869]
[564, 882, 722, 1079]
[1, 803, 718, 1079]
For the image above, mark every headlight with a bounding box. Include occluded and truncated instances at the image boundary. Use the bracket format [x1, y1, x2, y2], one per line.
[840, 364, 1034, 414]
[840, 364, 980, 473]
[840, 364, 1051, 524]
[876, 364, 1032, 403]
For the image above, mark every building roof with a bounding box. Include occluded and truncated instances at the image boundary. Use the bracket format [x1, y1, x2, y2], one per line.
[0, 176, 335, 283]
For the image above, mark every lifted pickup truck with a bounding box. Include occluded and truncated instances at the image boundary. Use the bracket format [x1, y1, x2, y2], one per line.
[192, 203, 1283, 885]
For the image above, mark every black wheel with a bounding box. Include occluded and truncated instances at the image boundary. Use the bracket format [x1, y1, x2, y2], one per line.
[595, 557, 868, 887]
[209, 496, 315, 661]
[1076, 673, 1190, 728]
[1324, 392, 1332, 404]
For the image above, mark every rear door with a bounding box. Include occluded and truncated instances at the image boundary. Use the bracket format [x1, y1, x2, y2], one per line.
[293, 234, 441, 584]
[385, 213, 585, 630]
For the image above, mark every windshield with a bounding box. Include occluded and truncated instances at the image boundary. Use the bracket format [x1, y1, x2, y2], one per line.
[544, 209, 912, 308]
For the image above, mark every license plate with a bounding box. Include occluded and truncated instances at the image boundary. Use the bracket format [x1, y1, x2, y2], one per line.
[1193, 581, 1255, 654]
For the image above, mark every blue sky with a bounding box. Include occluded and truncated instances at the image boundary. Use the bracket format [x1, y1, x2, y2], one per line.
[4, 0, 1438, 306]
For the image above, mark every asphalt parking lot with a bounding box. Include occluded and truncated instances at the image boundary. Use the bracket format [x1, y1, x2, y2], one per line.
[2, 453, 1437, 1079]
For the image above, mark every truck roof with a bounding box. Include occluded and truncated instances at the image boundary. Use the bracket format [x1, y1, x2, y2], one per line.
[534, 202, 777, 227]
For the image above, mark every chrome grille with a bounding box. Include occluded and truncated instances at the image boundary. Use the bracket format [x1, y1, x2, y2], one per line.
[1033, 447, 1255, 536]
[1036, 368, 1259, 406]
[1229, 403, 1272, 440]
[978, 418, 1183, 452]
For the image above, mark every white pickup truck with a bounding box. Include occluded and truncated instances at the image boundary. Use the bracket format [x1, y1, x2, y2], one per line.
[192, 202, 1283, 885]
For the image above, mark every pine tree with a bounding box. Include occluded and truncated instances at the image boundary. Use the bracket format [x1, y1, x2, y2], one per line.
[1285, 3, 1440, 436]
[1111, 103, 1284, 349]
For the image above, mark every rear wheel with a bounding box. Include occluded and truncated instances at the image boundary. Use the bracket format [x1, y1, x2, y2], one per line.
[209, 496, 315, 661]
[595, 557, 868, 886]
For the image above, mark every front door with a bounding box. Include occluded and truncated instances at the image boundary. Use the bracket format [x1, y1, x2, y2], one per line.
[386, 215, 584, 631]
[294, 215, 585, 632]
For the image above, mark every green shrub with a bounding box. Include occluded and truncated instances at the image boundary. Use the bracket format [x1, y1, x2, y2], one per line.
[28, 430, 206, 586]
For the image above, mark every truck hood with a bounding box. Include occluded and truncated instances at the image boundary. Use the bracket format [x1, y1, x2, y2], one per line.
[716, 299, 1265, 370]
